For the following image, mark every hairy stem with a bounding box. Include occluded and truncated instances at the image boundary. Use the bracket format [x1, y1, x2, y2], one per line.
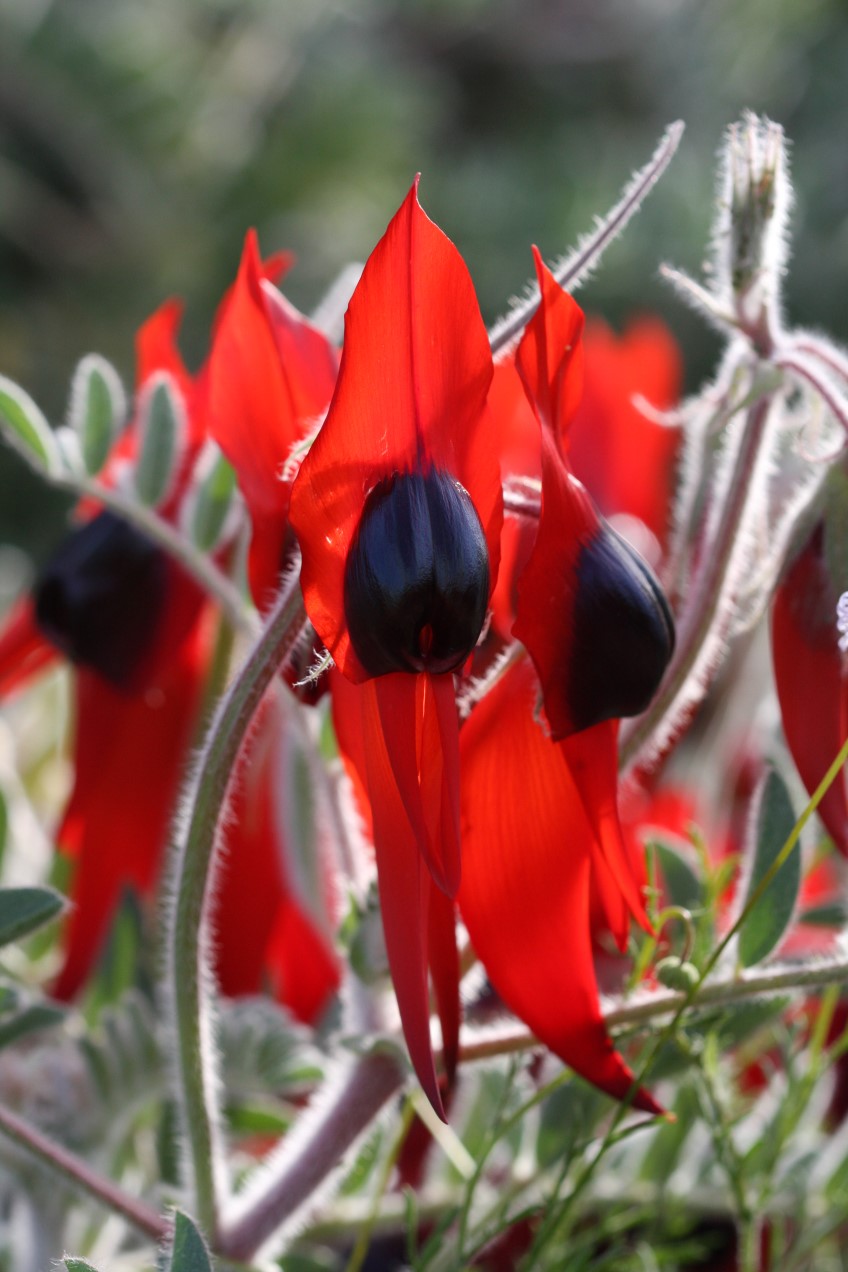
[0, 1100, 168, 1242]
[489, 121, 684, 356]
[165, 566, 307, 1241]
[620, 389, 773, 771]
[218, 1050, 405, 1262]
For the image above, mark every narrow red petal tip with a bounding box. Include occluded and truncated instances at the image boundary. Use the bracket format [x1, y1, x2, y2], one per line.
[459, 659, 659, 1113]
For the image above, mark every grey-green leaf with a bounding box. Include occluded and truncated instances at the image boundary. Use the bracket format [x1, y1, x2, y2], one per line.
[0, 886, 65, 948]
[167, 1211, 213, 1272]
[69, 355, 126, 475]
[63, 1260, 102, 1271]
[738, 769, 801, 968]
[188, 448, 236, 551]
[651, 836, 704, 911]
[135, 374, 185, 507]
[0, 374, 60, 474]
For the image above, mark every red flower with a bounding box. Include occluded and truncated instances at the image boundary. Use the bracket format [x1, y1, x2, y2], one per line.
[0, 295, 339, 1022]
[456, 252, 673, 1114]
[289, 180, 503, 1115]
[458, 658, 660, 1113]
[771, 523, 848, 855]
[202, 230, 339, 608]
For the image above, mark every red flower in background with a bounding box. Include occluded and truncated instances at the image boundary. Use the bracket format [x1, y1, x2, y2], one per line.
[569, 316, 682, 554]
[290, 180, 503, 1115]
[0, 284, 340, 1023]
[772, 523, 848, 856]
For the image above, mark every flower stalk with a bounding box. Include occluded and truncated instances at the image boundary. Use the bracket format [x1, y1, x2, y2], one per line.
[164, 563, 308, 1241]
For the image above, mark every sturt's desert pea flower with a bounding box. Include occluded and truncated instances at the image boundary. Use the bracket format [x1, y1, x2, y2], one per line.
[289, 179, 503, 1115]
[0, 294, 339, 1022]
[459, 251, 673, 1113]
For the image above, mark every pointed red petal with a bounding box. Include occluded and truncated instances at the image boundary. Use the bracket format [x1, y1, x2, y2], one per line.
[136, 299, 196, 435]
[372, 673, 461, 896]
[559, 721, 651, 943]
[516, 248, 585, 440]
[203, 230, 337, 604]
[216, 699, 339, 1021]
[772, 529, 848, 854]
[0, 597, 55, 697]
[361, 678, 453, 1118]
[52, 592, 210, 999]
[290, 180, 498, 681]
[459, 659, 660, 1113]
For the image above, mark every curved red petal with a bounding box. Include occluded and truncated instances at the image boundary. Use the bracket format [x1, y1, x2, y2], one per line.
[203, 231, 337, 604]
[52, 593, 210, 999]
[216, 700, 339, 1021]
[772, 529, 848, 854]
[361, 678, 456, 1118]
[516, 247, 585, 441]
[0, 597, 55, 697]
[459, 659, 660, 1113]
[290, 180, 498, 681]
[559, 721, 651, 943]
[374, 673, 461, 896]
[513, 426, 598, 735]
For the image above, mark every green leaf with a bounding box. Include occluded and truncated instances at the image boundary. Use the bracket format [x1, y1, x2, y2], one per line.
[63, 1260, 102, 1271]
[738, 768, 801, 968]
[167, 1210, 213, 1272]
[69, 355, 125, 476]
[135, 374, 184, 507]
[0, 374, 60, 474]
[0, 886, 64, 948]
[650, 836, 704, 911]
[0, 1002, 64, 1050]
[188, 446, 236, 551]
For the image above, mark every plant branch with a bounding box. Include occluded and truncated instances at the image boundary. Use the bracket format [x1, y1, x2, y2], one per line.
[619, 389, 773, 771]
[456, 951, 848, 1064]
[489, 121, 684, 356]
[218, 1050, 406, 1263]
[0, 1099, 168, 1243]
[164, 564, 308, 1241]
[52, 469, 254, 632]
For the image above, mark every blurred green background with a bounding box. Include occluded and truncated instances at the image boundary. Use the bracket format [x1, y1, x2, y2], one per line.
[1, 0, 847, 563]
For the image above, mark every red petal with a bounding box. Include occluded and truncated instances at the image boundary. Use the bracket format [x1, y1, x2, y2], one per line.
[290, 180, 499, 681]
[559, 721, 651, 943]
[203, 230, 337, 604]
[516, 247, 585, 441]
[374, 673, 461, 896]
[0, 597, 55, 697]
[216, 698, 339, 1022]
[513, 425, 600, 735]
[52, 578, 211, 999]
[361, 678, 459, 1118]
[136, 299, 196, 438]
[772, 529, 848, 854]
[459, 659, 660, 1113]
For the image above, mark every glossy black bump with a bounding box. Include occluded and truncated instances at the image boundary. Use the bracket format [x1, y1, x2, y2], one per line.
[569, 522, 675, 730]
[344, 468, 489, 676]
[34, 511, 167, 688]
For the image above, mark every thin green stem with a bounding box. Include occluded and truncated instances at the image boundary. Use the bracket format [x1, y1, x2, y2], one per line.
[165, 566, 307, 1241]
[530, 732, 848, 1258]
